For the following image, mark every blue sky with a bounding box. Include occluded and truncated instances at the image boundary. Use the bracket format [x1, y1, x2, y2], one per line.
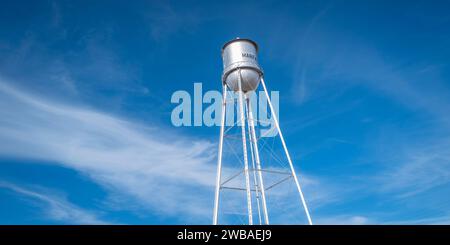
[0, 0, 450, 224]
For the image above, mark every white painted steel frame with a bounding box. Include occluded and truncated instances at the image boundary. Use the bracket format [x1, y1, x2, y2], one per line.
[246, 94, 270, 225]
[237, 70, 253, 225]
[213, 75, 312, 225]
[213, 84, 227, 225]
[260, 77, 313, 225]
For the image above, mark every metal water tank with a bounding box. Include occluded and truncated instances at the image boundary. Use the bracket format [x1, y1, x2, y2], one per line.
[222, 38, 263, 92]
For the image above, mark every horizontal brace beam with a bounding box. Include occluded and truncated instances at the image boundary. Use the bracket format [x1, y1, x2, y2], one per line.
[221, 186, 258, 192]
[251, 168, 292, 175]
[265, 175, 293, 191]
[220, 170, 243, 186]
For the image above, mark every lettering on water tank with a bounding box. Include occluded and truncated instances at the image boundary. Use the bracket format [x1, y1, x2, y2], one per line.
[242, 53, 256, 60]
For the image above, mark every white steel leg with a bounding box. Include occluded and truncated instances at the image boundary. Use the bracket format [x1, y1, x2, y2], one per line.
[237, 70, 253, 225]
[213, 84, 227, 225]
[260, 78, 313, 225]
[247, 94, 270, 225]
[245, 95, 262, 225]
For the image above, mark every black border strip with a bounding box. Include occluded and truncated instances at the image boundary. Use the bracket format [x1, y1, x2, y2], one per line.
[0, 225, 449, 243]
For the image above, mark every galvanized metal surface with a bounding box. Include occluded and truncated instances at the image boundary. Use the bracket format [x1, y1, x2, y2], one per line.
[221, 38, 263, 92]
[214, 39, 312, 225]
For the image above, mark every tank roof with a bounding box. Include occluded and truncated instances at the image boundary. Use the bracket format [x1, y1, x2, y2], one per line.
[222, 38, 259, 53]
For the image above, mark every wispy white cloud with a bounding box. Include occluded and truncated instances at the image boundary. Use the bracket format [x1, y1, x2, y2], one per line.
[0, 181, 107, 224]
[145, 1, 208, 42]
[0, 77, 334, 223]
[314, 215, 372, 225]
[383, 215, 450, 225]
[269, 6, 450, 224]
[0, 19, 149, 108]
[0, 78, 217, 223]
[370, 129, 450, 198]
[290, 3, 333, 105]
[286, 20, 450, 124]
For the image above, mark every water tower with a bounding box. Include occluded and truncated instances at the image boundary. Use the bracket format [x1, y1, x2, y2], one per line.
[213, 38, 313, 225]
